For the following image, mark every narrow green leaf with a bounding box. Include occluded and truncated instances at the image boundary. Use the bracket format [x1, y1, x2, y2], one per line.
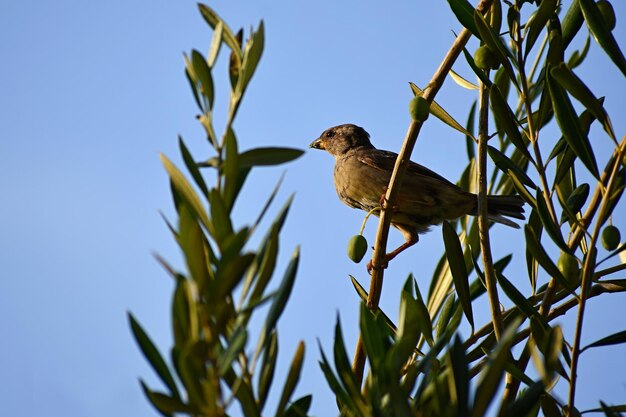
[568, 35, 591, 69]
[413, 277, 434, 347]
[535, 189, 570, 253]
[582, 330, 626, 352]
[172, 278, 199, 347]
[178, 204, 211, 292]
[579, 0, 626, 77]
[450, 335, 470, 417]
[414, 337, 450, 401]
[240, 21, 265, 91]
[546, 71, 600, 179]
[178, 136, 209, 198]
[190, 49, 215, 109]
[489, 85, 532, 160]
[494, 65, 511, 106]
[543, 325, 564, 377]
[488, 0, 502, 34]
[228, 29, 243, 91]
[508, 169, 538, 209]
[208, 189, 233, 247]
[546, 16, 565, 65]
[447, 0, 481, 39]
[184, 66, 203, 112]
[560, 183, 590, 224]
[585, 403, 626, 415]
[524, 225, 574, 294]
[283, 395, 313, 417]
[261, 247, 300, 347]
[524, 0, 557, 58]
[553, 141, 577, 187]
[442, 221, 474, 329]
[410, 82, 476, 139]
[540, 393, 565, 417]
[258, 331, 278, 411]
[472, 319, 522, 417]
[217, 326, 247, 376]
[251, 174, 285, 232]
[547, 137, 568, 164]
[129, 314, 180, 400]
[318, 343, 360, 413]
[239, 147, 304, 168]
[221, 365, 259, 416]
[246, 225, 279, 304]
[505, 381, 545, 417]
[550, 63, 615, 140]
[276, 341, 305, 417]
[450, 69, 479, 90]
[207, 21, 223, 67]
[332, 318, 363, 401]
[561, 0, 584, 48]
[160, 154, 212, 233]
[495, 271, 539, 320]
[465, 101, 476, 160]
[488, 145, 536, 189]
[507, 5, 520, 45]
[198, 4, 242, 61]
[222, 127, 241, 211]
[215, 253, 255, 302]
[140, 381, 195, 416]
[360, 303, 390, 371]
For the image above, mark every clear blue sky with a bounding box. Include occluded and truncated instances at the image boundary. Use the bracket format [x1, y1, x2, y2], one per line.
[1, 1, 625, 416]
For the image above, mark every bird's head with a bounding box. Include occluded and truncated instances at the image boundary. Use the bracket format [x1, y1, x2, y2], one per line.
[309, 124, 373, 156]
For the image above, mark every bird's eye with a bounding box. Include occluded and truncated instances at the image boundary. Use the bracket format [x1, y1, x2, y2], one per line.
[325, 131, 335, 138]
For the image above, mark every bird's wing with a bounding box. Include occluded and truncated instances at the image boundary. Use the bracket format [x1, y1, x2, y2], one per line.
[356, 149, 460, 207]
[358, 149, 455, 185]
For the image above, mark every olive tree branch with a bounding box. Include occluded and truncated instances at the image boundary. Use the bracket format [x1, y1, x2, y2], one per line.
[351, 0, 495, 386]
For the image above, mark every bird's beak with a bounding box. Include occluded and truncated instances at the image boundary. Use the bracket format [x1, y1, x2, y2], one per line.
[309, 138, 325, 150]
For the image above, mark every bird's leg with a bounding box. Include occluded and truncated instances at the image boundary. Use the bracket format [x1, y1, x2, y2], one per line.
[378, 190, 399, 211]
[367, 233, 419, 274]
[385, 235, 419, 263]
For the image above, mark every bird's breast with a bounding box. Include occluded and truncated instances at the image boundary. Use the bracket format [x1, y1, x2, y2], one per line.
[333, 155, 387, 211]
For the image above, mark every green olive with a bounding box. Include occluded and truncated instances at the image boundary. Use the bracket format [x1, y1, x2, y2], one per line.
[601, 225, 621, 251]
[409, 96, 430, 122]
[557, 252, 580, 287]
[474, 45, 500, 70]
[347, 234, 368, 263]
[597, 0, 616, 31]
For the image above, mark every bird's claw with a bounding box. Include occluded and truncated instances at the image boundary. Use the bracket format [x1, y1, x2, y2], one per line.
[378, 194, 398, 211]
[366, 257, 389, 275]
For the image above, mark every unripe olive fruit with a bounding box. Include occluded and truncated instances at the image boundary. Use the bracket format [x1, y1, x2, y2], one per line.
[474, 45, 500, 70]
[597, 0, 616, 31]
[557, 252, 580, 286]
[601, 225, 621, 251]
[409, 96, 430, 122]
[347, 234, 368, 263]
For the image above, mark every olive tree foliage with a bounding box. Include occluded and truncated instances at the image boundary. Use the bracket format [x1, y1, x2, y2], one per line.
[328, 0, 626, 416]
[129, 4, 307, 416]
[130, 1, 626, 417]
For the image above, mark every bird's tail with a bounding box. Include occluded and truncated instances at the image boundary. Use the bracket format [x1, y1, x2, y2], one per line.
[471, 195, 526, 229]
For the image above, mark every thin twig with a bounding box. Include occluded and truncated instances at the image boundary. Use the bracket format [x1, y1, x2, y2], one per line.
[568, 136, 625, 413]
[467, 280, 626, 377]
[477, 79, 503, 340]
[351, 0, 495, 384]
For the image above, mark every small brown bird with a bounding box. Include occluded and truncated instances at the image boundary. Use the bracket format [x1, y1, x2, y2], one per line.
[310, 124, 525, 269]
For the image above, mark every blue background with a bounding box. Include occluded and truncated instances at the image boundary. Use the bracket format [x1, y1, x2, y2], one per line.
[2, 1, 625, 416]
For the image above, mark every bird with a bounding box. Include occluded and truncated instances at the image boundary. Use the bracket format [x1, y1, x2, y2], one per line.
[309, 123, 525, 271]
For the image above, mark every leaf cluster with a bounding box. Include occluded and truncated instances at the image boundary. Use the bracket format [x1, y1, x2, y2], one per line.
[323, 0, 626, 416]
[130, 5, 308, 417]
